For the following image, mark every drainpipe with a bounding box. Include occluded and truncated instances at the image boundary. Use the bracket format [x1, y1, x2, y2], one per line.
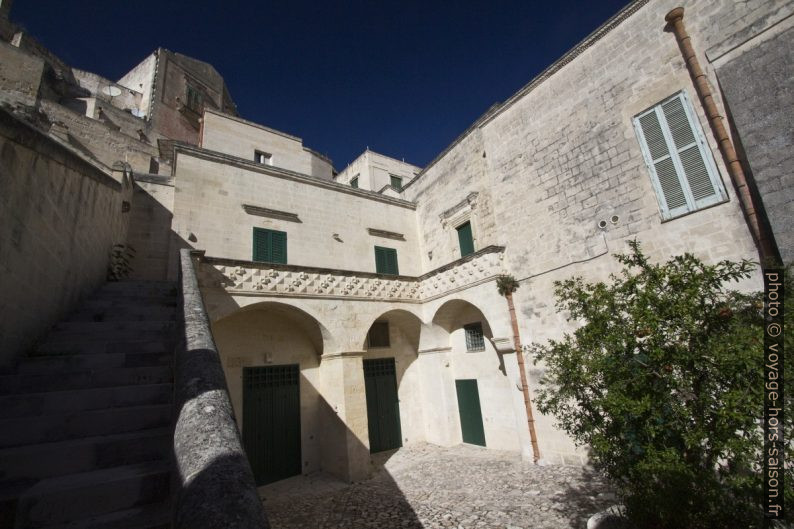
[505, 290, 541, 463]
[665, 7, 777, 265]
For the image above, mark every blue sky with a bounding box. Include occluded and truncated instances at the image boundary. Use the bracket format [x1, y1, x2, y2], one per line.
[12, 0, 630, 170]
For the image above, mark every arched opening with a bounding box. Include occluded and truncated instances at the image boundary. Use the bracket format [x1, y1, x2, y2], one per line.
[359, 309, 425, 452]
[212, 302, 331, 485]
[430, 298, 520, 452]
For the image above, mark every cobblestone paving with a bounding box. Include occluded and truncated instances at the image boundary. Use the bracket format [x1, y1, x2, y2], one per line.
[260, 443, 616, 529]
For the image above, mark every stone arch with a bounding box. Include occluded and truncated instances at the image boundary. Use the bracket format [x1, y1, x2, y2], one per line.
[210, 300, 332, 478]
[358, 308, 424, 352]
[215, 299, 336, 355]
[431, 298, 495, 340]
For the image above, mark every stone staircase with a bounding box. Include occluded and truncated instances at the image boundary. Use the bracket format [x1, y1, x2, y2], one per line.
[0, 281, 178, 529]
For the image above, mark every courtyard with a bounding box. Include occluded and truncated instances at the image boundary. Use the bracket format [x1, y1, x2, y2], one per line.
[260, 443, 616, 529]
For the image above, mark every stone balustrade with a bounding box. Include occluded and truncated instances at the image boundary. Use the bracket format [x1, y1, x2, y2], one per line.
[197, 245, 505, 303]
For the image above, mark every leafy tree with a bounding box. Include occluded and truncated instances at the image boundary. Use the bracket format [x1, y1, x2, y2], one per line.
[529, 240, 792, 528]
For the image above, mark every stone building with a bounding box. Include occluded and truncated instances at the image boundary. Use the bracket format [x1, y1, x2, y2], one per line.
[0, 0, 791, 525]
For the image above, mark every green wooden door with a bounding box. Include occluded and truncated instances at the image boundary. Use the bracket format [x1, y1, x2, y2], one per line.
[455, 379, 486, 446]
[363, 358, 403, 453]
[456, 222, 475, 257]
[242, 364, 301, 486]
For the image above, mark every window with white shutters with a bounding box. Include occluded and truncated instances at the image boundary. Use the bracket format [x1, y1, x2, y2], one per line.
[633, 91, 726, 220]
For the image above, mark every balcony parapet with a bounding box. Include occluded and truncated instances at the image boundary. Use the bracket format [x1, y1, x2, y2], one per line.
[197, 245, 505, 303]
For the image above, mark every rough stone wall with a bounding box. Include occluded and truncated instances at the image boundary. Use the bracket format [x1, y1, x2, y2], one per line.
[72, 68, 142, 114]
[0, 108, 132, 367]
[40, 99, 157, 172]
[127, 177, 174, 280]
[716, 23, 794, 264]
[200, 110, 333, 179]
[0, 40, 43, 107]
[171, 150, 421, 276]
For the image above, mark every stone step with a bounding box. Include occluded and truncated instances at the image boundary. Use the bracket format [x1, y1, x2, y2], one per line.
[34, 339, 173, 356]
[0, 404, 172, 448]
[82, 295, 177, 307]
[0, 428, 171, 483]
[14, 461, 171, 528]
[66, 309, 177, 323]
[0, 366, 172, 394]
[44, 327, 174, 344]
[0, 383, 173, 419]
[18, 352, 172, 374]
[52, 320, 176, 334]
[100, 280, 176, 292]
[44, 500, 171, 529]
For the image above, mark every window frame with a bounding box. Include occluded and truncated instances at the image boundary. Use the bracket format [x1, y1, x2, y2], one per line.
[456, 221, 475, 258]
[252, 227, 287, 264]
[389, 174, 402, 191]
[254, 150, 273, 166]
[633, 91, 727, 220]
[185, 84, 203, 114]
[464, 322, 485, 352]
[374, 246, 399, 275]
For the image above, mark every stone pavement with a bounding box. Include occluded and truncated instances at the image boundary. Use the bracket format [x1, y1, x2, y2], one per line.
[260, 443, 616, 529]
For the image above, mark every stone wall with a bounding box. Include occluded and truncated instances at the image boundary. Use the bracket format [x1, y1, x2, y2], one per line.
[127, 176, 174, 280]
[40, 99, 157, 172]
[713, 18, 794, 264]
[0, 108, 132, 367]
[201, 109, 334, 179]
[402, 0, 787, 462]
[0, 40, 43, 107]
[336, 150, 421, 192]
[172, 147, 421, 277]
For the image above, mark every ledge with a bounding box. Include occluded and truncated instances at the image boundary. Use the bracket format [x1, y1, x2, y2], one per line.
[173, 249, 268, 529]
[243, 204, 301, 223]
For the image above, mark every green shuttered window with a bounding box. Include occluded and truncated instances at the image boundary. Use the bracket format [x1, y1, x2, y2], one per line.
[390, 175, 402, 191]
[456, 221, 475, 257]
[633, 91, 726, 220]
[253, 228, 287, 264]
[374, 246, 399, 275]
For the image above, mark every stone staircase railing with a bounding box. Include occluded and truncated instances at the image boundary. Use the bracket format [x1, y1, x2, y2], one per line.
[197, 245, 506, 302]
[174, 249, 269, 528]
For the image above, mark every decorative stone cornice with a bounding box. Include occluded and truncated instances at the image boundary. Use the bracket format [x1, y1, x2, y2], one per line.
[367, 228, 405, 241]
[242, 204, 301, 223]
[197, 246, 506, 303]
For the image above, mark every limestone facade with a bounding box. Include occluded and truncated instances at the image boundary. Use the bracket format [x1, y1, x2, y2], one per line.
[0, 0, 792, 480]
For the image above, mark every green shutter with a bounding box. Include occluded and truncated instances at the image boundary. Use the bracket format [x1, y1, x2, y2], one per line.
[456, 222, 475, 257]
[364, 358, 403, 453]
[243, 365, 302, 485]
[455, 379, 486, 446]
[253, 228, 287, 264]
[634, 92, 725, 219]
[271, 230, 287, 264]
[374, 246, 398, 275]
[390, 175, 402, 191]
[253, 228, 271, 262]
[351, 177, 358, 189]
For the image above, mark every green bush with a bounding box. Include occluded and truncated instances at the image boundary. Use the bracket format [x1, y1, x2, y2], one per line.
[529, 241, 792, 528]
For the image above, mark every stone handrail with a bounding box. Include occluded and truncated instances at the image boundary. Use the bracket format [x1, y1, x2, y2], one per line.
[197, 245, 506, 302]
[173, 249, 269, 528]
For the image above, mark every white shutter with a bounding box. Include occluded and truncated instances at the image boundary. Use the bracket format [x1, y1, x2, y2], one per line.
[634, 91, 726, 219]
